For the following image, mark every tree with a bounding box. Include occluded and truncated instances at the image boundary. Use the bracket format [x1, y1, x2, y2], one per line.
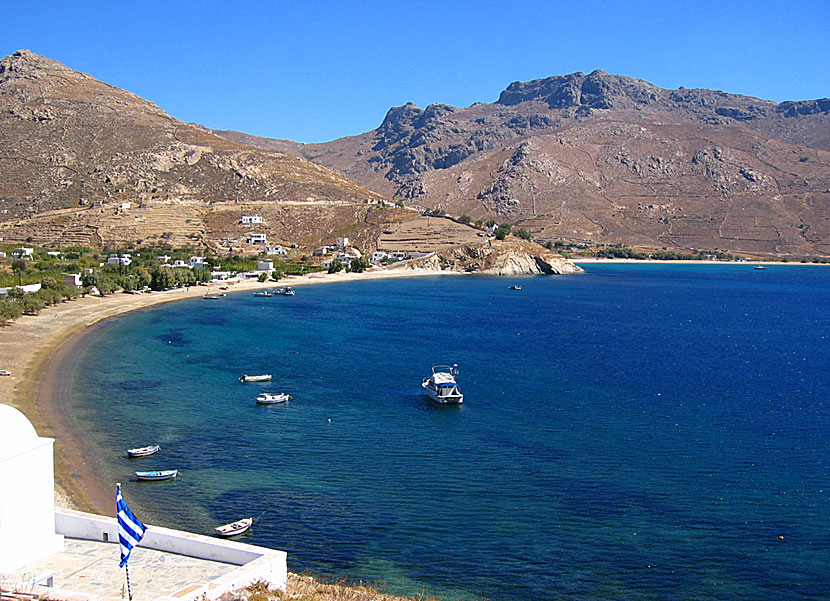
[257, 272, 269, 282]
[459, 214, 472, 224]
[350, 257, 371, 273]
[11, 259, 26, 286]
[514, 228, 532, 241]
[327, 260, 343, 274]
[494, 223, 512, 240]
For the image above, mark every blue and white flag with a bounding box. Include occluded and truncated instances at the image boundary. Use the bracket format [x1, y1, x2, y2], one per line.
[116, 484, 146, 567]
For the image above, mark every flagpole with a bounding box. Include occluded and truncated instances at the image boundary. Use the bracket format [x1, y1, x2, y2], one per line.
[125, 561, 133, 601]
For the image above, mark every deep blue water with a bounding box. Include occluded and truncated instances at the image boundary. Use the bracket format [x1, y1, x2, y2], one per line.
[65, 265, 830, 600]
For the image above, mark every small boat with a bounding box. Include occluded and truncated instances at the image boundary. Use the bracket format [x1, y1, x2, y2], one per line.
[127, 444, 161, 458]
[509, 285, 522, 290]
[215, 517, 253, 537]
[253, 290, 273, 297]
[754, 265, 767, 270]
[0, 370, 11, 376]
[135, 469, 177, 481]
[203, 294, 222, 299]
[422, 364, 464, 405]
[256, 392, 291, 405]
[273, 287, 295, 296]
[240, 374, 272, 383]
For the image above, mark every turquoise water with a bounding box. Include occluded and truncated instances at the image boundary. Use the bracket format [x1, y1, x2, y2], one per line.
[66, 265, 830, 600]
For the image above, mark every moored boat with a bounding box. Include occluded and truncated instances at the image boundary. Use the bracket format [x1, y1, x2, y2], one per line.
[509, 284, 522, 290]
[240, 374, 272, 383]
[256, 392, 291, 405]
[135, 469, 177, 481]
[214, 517, 253, 537]
[422, 364, 464, 404]
[274, 286, 295, 296]
[203, 294, 221, 299]
[126, 444, 160, 458]
[253, 290, 273, 297]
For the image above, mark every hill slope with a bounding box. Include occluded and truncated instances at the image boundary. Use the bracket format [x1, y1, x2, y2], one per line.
[0, 50, 390, 250]
[219, 70, 830, 257]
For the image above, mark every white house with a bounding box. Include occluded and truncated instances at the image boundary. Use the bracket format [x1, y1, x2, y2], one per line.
[189, 256, 206, 270]
[312, 246, 331, 256]
[388, 251, 408, 261]
[172, 259, 188, 268]
[370, 250, 389, 262]
[258, 260, 274, 272]
[120, 202, 131, 210]
[156, 254, 172, 264]
[265, 245, 287, 256]
[11, 247, 34, 260]
[241, 215, 263, 224]
[107, 254, 131, 266]
[336, 237, 349, 249]
[249, 233, 267, 244]
[63, 273, 82, 288]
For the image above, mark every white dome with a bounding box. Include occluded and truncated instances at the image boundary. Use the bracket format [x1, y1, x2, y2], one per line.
[0, 404, 40, 457]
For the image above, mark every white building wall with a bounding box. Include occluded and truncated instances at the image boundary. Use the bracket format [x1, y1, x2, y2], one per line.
[0, 405, 64, 572]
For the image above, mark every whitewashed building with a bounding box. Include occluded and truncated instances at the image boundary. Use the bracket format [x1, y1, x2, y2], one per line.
[241, 215, 263, 224]
[265, 245, 287, 255]
[107, 254, 132, 266]
[63, 273, 83, 288]
[11, 247, 34, 259]
[258, 260, 274, 272]
[249, 233, 267, 244]
[189, 256, 206, 270]
[0, 405, 64, 572]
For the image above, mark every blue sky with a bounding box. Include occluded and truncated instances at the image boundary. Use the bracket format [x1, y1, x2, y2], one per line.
[4, 0, 828, 143]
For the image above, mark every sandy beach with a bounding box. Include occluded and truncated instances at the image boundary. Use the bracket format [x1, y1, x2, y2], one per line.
[0, 266, 448, 515]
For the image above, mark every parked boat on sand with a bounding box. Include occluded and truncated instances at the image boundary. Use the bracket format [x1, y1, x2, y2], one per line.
[135, 469, 177, 481]
[126, 444, 160, 458]
[215, 517, 253, 537]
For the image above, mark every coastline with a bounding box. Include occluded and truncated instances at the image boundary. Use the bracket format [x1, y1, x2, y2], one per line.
[1, 266, 450, 515]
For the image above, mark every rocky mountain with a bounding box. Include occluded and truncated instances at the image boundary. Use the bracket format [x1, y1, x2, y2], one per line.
[219, 70, 830, 258]
[0, 50, 390, 250]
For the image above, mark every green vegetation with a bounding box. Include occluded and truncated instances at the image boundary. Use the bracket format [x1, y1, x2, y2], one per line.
[349, 257, 371, 273]
[458, 214, 472, 224]
[594, 244, 739, 261]
[327, 259, 343, 274]
[514, 227, 532, 241]
[493, 223, 512, 240]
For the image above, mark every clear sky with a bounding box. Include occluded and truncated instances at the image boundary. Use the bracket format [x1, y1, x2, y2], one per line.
[4, 0, 828, 143]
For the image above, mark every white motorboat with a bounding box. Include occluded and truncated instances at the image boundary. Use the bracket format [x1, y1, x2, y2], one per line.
[215, 517, 253, 537]
[274, 287, 295, 296]
[240, 374, 272, 383]
[253, 290, 273, 297]
[256, 392, 291, 405]
[126, 444, 160, 458]
[422, 364, 464, 404]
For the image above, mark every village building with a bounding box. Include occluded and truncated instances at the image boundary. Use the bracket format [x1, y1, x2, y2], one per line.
[248, 233, 267, 244]
[11, 247, 34, 259]
[241, 215, 263, 224]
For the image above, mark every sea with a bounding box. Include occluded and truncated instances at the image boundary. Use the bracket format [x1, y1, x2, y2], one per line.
[63, 264, 830, 601]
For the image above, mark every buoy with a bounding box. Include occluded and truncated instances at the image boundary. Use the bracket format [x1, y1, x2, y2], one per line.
[779, 535, 785, 540]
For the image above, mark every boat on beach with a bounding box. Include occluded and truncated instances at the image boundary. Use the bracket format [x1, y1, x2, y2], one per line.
[240, 374, 272, 383]
[422, 364, 464, 404]
[256, 392, 291, 405]
[214, 517, 253, 537]
[135, 469, 177, 481]
[126, 444, 160, 457]
[0, 370, 11, 376]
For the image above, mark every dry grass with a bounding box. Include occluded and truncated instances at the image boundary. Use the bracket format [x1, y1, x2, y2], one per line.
[220, 573, 443, 601]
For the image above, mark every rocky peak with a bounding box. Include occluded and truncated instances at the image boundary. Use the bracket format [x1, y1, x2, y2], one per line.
[496, 70, 661, 110]
[0, 49, 81, 83]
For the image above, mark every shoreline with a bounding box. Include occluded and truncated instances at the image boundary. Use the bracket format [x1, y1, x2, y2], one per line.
[1, 266, 450, 515]
[4, 257, 823, 512]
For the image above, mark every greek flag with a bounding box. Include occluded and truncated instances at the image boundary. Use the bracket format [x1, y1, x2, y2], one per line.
[116, 484, 146, 567]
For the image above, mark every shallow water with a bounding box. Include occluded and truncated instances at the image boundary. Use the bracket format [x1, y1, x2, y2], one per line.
[66, 265, 830, 600]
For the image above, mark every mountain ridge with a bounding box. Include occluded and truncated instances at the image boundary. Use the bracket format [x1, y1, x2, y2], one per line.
[217, 69, 830, 257]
